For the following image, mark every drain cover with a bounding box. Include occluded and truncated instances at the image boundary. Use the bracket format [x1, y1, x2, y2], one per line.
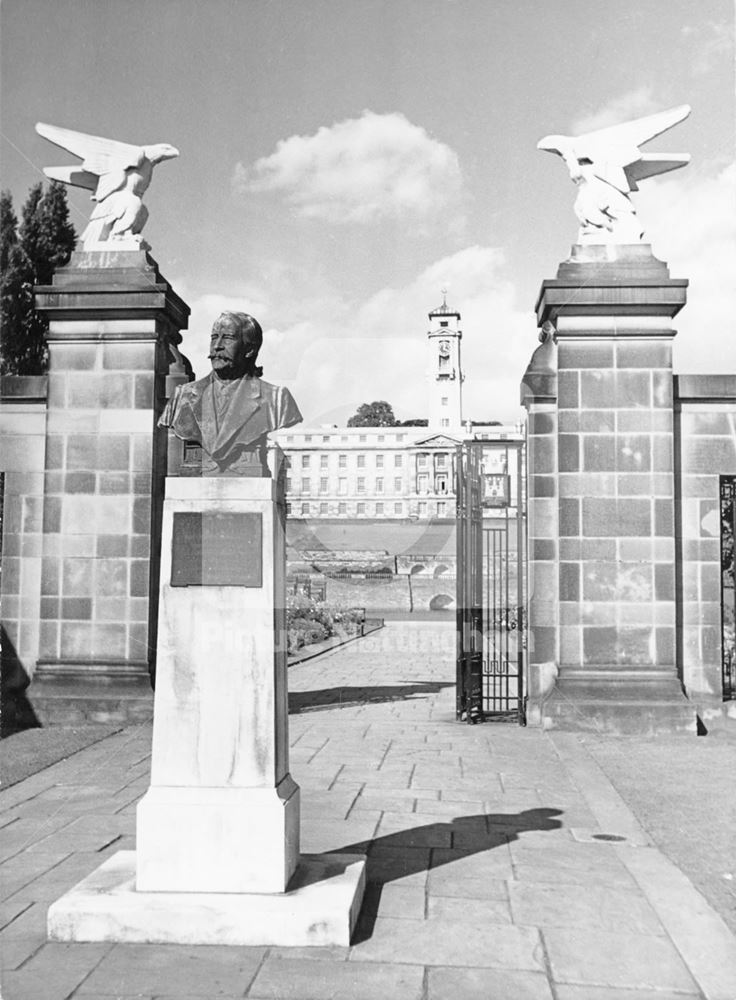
[592, 833, 627, 842]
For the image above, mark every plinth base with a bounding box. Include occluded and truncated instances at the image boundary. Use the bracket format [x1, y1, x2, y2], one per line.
[541, 672, 698, 735]
[48, 850, 366, 947]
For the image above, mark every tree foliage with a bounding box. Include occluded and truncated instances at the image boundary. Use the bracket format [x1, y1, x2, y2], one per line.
[0, 181, 76, 375]
[347, 400, 399, 427]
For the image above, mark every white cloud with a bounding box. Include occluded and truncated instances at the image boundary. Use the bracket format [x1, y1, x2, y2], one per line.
[234, 110, 464, 225]
[180, 245, 533, 427]
[681, 20, 733, 75]
[643, 162, 736, 374]
[571, 86, 660, 134]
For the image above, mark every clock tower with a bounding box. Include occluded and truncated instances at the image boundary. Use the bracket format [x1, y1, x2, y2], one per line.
[427, 291, 464, 431]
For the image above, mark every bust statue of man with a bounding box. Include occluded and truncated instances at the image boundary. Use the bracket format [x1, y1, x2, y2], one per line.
[159, 311, 302, 476]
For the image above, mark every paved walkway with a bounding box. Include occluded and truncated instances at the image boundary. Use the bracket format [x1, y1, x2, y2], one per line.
[2, 621, 736, 999]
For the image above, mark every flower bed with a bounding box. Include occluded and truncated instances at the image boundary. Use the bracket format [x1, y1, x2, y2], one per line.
[286, 593, 365, 654]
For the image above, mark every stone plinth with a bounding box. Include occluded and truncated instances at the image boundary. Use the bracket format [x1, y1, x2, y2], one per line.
[137, 475, 297, 894]
[31, 251, 190, 723]
[529, 245, 696, 733]
[48, 471, 366, 945]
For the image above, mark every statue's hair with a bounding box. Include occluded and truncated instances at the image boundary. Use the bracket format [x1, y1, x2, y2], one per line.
[212, 311, 263, 377]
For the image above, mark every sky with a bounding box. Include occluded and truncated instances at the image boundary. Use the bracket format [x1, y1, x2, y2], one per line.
[2, 0, 734, 427]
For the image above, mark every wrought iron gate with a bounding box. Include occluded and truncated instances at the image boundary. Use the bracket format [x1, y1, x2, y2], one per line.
[720, 476, 736, 700]
[456, 440, 526, 723]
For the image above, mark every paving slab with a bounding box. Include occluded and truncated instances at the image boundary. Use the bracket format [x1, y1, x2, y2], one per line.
[427, 967, 555, 1000]
[248, 956, 425, 1000]
[543, 926, 699, 991]
[349, 915, 544, 969]
[76, 943, 267, 996]
[508, 881, 665, 935]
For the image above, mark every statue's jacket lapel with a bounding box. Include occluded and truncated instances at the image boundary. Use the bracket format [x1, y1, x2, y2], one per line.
[207, 376, 264, 461]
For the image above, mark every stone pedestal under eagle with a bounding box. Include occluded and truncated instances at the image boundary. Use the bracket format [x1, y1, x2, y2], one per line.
[538, 104, 691, 244]
[35, 122, 178, 249]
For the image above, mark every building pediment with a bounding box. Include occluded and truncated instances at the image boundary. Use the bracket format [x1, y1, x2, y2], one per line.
[412, 433, 462, 448]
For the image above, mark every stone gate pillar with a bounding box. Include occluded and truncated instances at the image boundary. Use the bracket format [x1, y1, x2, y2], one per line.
[520, 327, 559, 726]
[31, 250, 190, 722]
[532, 245, 696, 733]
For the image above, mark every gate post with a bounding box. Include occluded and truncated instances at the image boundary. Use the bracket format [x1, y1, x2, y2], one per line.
[521, 326, 559, 726]
[529, 245, 697, 733]
[31, 249, 190, 723]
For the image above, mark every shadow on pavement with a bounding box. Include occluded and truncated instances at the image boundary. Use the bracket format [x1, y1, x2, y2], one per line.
[334, 807, 563, 942]
[289, 681, 454, 714]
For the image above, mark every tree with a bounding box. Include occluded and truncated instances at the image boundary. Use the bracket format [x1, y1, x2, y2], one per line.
[400, 418, 428, 426]
[0, 181, 76, 375]
[347, 400, 399, 427]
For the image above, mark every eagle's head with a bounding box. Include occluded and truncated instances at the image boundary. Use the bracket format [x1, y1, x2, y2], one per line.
[536, 134, 569, 157]
[143, 143, 180, 165]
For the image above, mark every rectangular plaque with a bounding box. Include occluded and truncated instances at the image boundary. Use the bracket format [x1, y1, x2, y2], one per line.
[171, 512, 262, 587]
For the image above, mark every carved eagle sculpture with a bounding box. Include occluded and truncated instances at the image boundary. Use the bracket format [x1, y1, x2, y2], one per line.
[35, 122, 179, 248]
[537, 104, 691, 243]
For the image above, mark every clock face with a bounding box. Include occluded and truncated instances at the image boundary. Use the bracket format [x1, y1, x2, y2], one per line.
[439, 340, 450, 355]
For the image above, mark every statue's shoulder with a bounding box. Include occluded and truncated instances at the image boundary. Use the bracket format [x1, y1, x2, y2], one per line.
[177, 373, 212, 399]
[255, 378, 290, 400]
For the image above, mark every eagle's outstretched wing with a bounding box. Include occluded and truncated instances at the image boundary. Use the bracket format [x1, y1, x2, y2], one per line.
[36, 122, 144, 200]
[36, 122, 143, 174]
[578, 105, 691, 156]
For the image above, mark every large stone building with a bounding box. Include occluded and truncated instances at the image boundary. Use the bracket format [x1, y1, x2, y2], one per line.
[272, 295, 523, 520]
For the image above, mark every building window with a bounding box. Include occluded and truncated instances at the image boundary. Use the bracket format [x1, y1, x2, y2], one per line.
[286, 436, 294, 443]
[378, 435, 384, 442]
[341, 435, 348, 442]
[436, 453, 447, 468]
[357, 502, 366, 516]
[357, 477, 366, 493]
[394, 477, 402, 491]
[435, 474, 448, 494]
[417, 453, 428, 468]
[320, 454, 328, 469]
[338, 502, 346, 515]
[302, 454, 310, 468]
[286, 477, 292, 492]
[376, 502, 384, 515]
[357, 455, 365, 468]
[376, 454, 384, 468]
[439, 355, 450, 371]
[319, 502, 328, 515]
[417, 473, 429, 494]
[418, 501, 428, 517]
[441, 418, 450, 427]
[394, 502, 402, 515]
[375, 477, 383, 493]
[322, 435, 329, 443]
[441, 396, 448, 406]
[320, 477, 328, 493]
[338, 454, 347, 468]
[359, 434, 367, 442]
[338, 478, 347, 495]
[437, 501, 447, 517]
[304, 435, 312, 442]
[301, 477, 310, 492]
[397, 434, 405, 442]
[440, 320, 449, 328]
[286, 502, 292, 515]
[301, 502, 310, 515]
[394, 454, 403, 467]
